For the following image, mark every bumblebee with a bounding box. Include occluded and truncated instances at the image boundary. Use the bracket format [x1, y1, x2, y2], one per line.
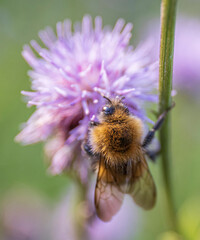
[84, 96, 174, 222]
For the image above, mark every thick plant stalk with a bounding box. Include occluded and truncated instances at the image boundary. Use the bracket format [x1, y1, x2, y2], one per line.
[159, 0, 178, 231]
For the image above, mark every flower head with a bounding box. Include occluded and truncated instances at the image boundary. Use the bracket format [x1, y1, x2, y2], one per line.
[16, 15, 158, 178]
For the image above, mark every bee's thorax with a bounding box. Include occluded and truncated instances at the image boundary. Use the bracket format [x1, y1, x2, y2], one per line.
[90, 116, 144, 163]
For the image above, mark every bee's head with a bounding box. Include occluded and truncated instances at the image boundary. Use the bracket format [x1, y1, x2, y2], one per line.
[100, 96, 130, 122]
[102, 105, 115, 116]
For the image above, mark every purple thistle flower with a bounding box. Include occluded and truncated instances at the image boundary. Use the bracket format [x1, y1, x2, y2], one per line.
[16, 15, 158, 178]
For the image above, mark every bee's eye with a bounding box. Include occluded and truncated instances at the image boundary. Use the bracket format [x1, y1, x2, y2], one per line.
[102, 106, 115, 115]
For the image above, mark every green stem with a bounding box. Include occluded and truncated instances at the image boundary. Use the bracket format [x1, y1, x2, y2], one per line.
[159, 0, 178, 231]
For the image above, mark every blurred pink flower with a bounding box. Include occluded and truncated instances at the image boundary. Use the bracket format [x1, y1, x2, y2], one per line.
[50, 183, 139, 240]
[16, 15, 158, 178]
[50, 186, 78, 240]
[0, 188, 49, 240]
[143, 16, 200, 96]
[173, 17, 200, 95]
[87, 196, 139, 240]
[0, 185, 140, 240]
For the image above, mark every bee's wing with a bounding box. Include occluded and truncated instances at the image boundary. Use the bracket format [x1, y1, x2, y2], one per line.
[95, 156, 124, 222]
[128, 155, 156, 210]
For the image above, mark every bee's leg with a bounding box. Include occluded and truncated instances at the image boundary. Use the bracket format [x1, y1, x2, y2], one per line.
[144, 148, 161, 162]
[84, 121, 100, 155]
[90, 121, 100, 127]
[142, 102, 175, 148]
[83, 142, 94, 157]
[83, 141, 100, 171]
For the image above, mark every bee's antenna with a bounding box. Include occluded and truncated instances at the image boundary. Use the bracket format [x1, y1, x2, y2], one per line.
[116, 95, 125, 102]
[103, 96, 112, 104]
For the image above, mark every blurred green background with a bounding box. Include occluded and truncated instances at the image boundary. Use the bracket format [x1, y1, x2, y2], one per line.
[1, 0, 200, 239]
